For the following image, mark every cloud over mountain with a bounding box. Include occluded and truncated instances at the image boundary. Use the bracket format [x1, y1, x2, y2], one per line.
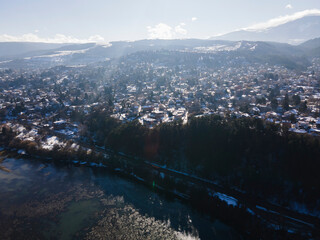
[211, 9, 320, 44]
[243, 9, 320, 31]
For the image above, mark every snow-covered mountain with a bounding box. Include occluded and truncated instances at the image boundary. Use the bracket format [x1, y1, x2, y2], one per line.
[0, 38, 319, 70]
[211, 16, 320, 44]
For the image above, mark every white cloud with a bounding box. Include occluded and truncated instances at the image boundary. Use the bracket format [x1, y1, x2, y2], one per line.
[175, 23, 187, 35]
[88, 35, 105, 42]
[191, 17, 197, 22]
[147, 23, 173, 39]
[285, 4, 293, 9]
[243, 9, 320, 31]
[0, 33, 106, 43]
[147, 23, 188, 39]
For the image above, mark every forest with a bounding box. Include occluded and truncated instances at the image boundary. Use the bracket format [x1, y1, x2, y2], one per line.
[83, 109, 320, 210]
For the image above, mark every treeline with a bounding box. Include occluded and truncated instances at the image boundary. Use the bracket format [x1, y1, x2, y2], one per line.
[85, 111, 320, 208]
[0, 125, 106, 165]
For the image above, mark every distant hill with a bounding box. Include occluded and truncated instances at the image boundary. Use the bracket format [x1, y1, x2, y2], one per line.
[211, 16, 320, 44]
[0, 38, 319, 70]
[299, 37, 320, 50]
[299, 37, 320, 49]
[0, 42, 70, 58]
[298, 37, 320, 57]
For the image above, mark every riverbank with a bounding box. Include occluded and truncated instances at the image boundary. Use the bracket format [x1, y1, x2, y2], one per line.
[0, 141, 318, 239]
[1, 123, 319, 239]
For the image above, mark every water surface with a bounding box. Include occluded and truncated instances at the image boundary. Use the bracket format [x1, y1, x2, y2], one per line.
[0, 155, 242, 239]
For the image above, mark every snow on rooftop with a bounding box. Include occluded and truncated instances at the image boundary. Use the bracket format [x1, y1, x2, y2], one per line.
[54, 120, 66, 124]
[289, 128, 307, 134]
[16, 128, 38, 141]
[41, 136, 65, 150]
[70, 143, 79, 151]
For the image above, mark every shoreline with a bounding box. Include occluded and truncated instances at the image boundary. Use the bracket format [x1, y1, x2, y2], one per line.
[0, 143, 319, 239]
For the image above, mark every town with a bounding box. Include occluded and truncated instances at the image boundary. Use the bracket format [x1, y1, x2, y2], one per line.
[2, 1, 320, 239]
[1, 51, 320, 145]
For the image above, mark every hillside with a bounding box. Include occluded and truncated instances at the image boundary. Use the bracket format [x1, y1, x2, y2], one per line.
[0, 38, 318, 70]
[211, 16, 320, 44]
[0, 42, 70, 58]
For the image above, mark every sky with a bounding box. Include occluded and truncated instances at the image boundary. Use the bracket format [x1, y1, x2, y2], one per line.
[0, 0, 320, 43]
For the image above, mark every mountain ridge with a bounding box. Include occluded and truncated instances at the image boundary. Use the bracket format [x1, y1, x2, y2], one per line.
[0, 38, 319, 70]
[210, 16, 320, 44]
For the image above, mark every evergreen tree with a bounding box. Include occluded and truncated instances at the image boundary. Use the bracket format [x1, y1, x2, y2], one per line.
[300, 100, 308, 113]
[271, 98, 278, 110]
[292, 94, 301, 106]
[283, 93, 289, 111]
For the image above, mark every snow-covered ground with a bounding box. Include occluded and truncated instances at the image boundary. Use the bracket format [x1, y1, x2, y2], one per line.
[193, 42, 242, 53]
[212, 192, 238, 207]
[29, 47, 93, 59]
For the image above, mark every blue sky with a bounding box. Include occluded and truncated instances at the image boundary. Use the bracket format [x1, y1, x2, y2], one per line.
[0, 0, 320, 43]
